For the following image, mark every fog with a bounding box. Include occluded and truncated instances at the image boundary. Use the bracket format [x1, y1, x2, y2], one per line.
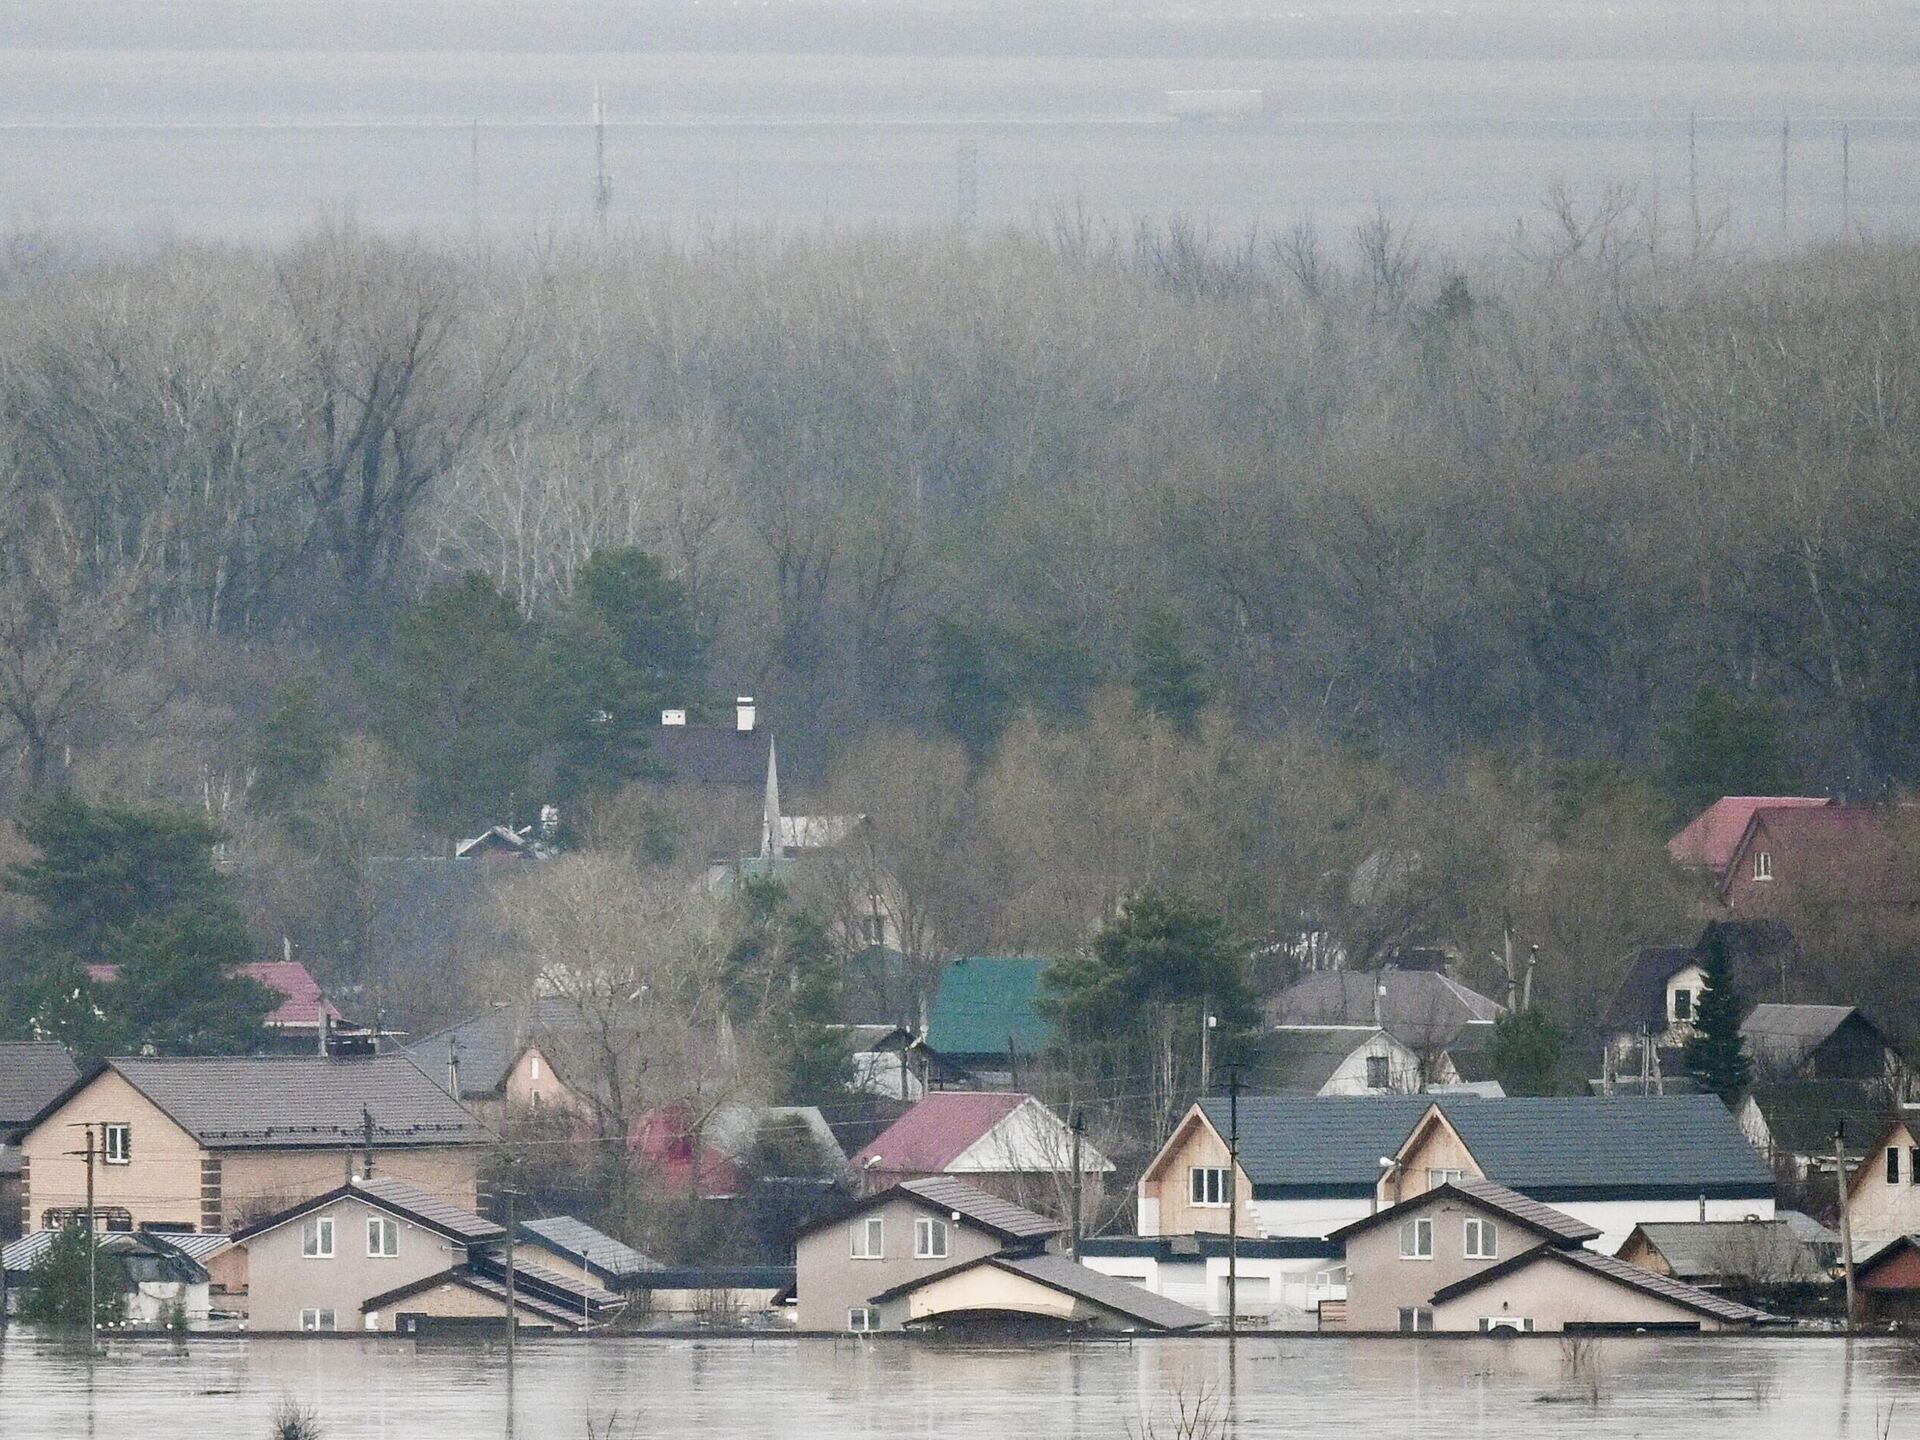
[2, 0, 1914, 242]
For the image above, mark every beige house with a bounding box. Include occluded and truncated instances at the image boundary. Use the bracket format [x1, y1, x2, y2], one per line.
[408, 998, 594, 1128]
[1843, 1111, 1920, 1249]
[17, 1056, 493, 1237]
[869, 1251, 1208, 1333]
[793, 1176, 1059, 1332]
[234, 1175, 616, 1333]
[1333, 1177, 1773, 1333]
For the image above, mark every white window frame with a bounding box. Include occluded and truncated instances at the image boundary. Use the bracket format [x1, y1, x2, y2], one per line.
[1753, 850, 1773, 881]
[303, 1216, 335, 1259]
[102, 1123, 131, 1166]
[1189, 1166, 1231, 1207]
[850, 1215, 885, 1259]
[1397, 1306, 1433, 1332]
[1399, 1216, 1434, 1259]
[1464, 1217, 1497, 1260]
[915, 1216, 949, 1259]
[367, 1216, 399, 1258]
[1428, 1168, 1464, 1188]
[300, 1308, 337, 1331]
[848, 1306, 876, 1332]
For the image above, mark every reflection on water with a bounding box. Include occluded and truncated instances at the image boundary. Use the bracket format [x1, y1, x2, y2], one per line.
[0, 1331, 1914, 1440]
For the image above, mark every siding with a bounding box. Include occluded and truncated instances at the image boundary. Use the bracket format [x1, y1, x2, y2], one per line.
[21, 1071, 204, 1232]
[1138, 1115, 1258, 1238]
[243, 1193, 469, 1331]
[795, 1195, 1006, 1331]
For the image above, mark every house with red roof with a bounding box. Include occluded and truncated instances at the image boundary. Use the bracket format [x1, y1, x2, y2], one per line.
[1667, 796, 1830, 878]
[1716, 803, 1920, 916]
[853, 1091, 1114, 1222]
[84, 958, 345, 1055]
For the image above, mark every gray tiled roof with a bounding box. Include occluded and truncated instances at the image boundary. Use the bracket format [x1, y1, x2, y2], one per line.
[233, 1175, 504, 1246]
[869, 1252, 1209, 1330]
[1252, 1028, 1385, 1094]
[408, 997, 586, 1101]
[1622, 1220, 1824, 1282]
[897, 1175, 1061, 1240]
[0, 1043, 79, 1128]
[1329, 1176, 1599, 1247]
[1744, 1079, 1892, 1158]
[1265, 971, 1503, 1046]
[650, 724, 771, 788]
[518, 1216, 658, 1278]
[107, 1055, 492, 1149]
[1198, 1094, 1772, 1200]
[1431, 1246, 1776, 1323]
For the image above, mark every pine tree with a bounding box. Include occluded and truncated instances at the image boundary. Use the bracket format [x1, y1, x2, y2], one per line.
[1686, 930, 1752, 1101]
[1131, 607, 1210, 735]
[1488, 1008, 1565, 1097]
[249, 679, 339, 818]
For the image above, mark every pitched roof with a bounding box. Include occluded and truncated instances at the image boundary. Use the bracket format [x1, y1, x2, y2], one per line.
[649, 724, 771, 788]
[1740, 1004, 1872, 1072]
[1197, 1094, 1772, 1200]
[868, 1251, 1210, 1330]
[408, 996, 586, 1100]
[62, 1055, 492, 1151]
[1264, 970, 1504, 1046]
[1602, 946, 1700, 1031]
[233, 1174, 505, 1245]
[1621, 1220, 1823, 1282]
[924, 957, 1053, 1059]
[1431, 1246, 1776, 1324]
[1328, 1177, 1600, 1247]
[1668, 797, 1830, 874]
[1251, 1027, 1397, 1094]
[853, 1092, 1029, 1173]
[794, 1174, 1060, 1244]
[1747, 1079, 1896, 1159]
[518, 1216, 659, 1279]
[79, 961, 341, 1030]
[1604, 920, 1800, 1031]
[1721, 804, 1919, 905]
[358, 1266, 585, 1329]
[0, 1043, 79, 1128]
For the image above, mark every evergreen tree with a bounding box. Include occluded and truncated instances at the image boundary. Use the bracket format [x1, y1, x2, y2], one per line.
[3, 793, 274, 1055]
[570, 547, 705, 692]
[249, 679, 338, 818]
[721, 880, 850, 1106]
[1686, 930, 1752, 1101]
[1131, 606, 1209, 735]
[534, 606, 654, 809]
[1657, 685, 1794, 824]
[19, 1226, 129, 1329]
[1487, 1008, 1565, 1097]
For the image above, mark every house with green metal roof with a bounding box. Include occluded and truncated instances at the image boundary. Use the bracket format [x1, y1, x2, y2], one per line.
[924, 957, 1055, 1085]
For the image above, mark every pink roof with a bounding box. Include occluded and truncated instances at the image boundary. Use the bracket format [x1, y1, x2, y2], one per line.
[1667, 796, 1828, 874]
[83, 958, 340, 1029]
[855, 1091, 1029, 1174]
[1720, 804, 1916, 905]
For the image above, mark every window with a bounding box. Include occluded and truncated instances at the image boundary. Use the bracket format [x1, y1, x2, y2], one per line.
[1890, 1147, 1903, 1185]
[1399, 1217, 1434, 1259]
[1753, 851, 1773, 881]
[300, 1308, 337, 1332]
[1911, 1148, 1920, 1185]
[1428, 1169, 1465, 1188]
[367, 1216, 399, 1258]
[847, 1306, 877, 1332]
[1397, 1306, 1433, 1332]
[915, 1217, 949, 1259]
[1189, 1167, 1231, 1207]
[850, 1216, 885, 1259]
[1671, 988, 1692, 1022]
[1464, 1217, 1497, 1260]
[101, 1123, 132, 1165]
[529, 1054, 542, 1080]
[1479, 1316, 1534, 1333]
[1365, 1055, 1390, 1089]
[303, 1216, 335, 1258]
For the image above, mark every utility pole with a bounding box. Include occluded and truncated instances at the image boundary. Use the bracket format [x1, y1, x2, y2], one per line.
[504, 1177, 519, 1373]
[1069, 1108, 1084, 1262]
[1226, 1068, 1241, 1337]
[1199, 999, 1212, 1091]
[1836, 1124, 1857, 1327]
[361, 1106, 376, 1182]
[85, 1125, 96, 1338]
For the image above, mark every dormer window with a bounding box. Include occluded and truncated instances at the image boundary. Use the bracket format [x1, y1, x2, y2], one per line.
[1753, 851, 1773, 881]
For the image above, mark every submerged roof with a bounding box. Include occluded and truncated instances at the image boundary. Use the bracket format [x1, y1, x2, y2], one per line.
[1431, 1246, 1776, 1324]
[1623, 1220, 1824, 1282]
[50, 1055, 492, 1151]
[518, 1216, 658, 1279]
[868, 1251, 1210, 1331]
[925, 957, 1054, 1059]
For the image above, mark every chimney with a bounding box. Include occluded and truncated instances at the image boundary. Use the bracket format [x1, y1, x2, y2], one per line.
[661, 708, 687, 727]
[1373, 978, 1386, 1031]
[736, 696, 756, 732]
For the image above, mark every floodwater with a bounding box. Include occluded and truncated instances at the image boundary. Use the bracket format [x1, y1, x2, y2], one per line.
[1, 38, 1918, 245]
[2, 1331, 1918, 1439]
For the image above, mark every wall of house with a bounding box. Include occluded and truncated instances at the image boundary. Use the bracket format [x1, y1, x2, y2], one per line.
[220, 1148, 482, 1232]
[1847, 1122, 1920, 1245]
[21, 1072, 204, 1233]
[1378, 1117, 1477, 1208]
[1428, 1258, 1730, 1332]
[1318, 1037, 1427, 1097]
[795, 1194, 1007, 1331]
[243, 1195, 471, 1330]
[502, 1047, 584, 1116]
[205, 1245, 249, 1299]
[374, 1278, 577, 1331]
[1137, 1117, 1259, 1238]
[1343, 1194, 1547, 1332]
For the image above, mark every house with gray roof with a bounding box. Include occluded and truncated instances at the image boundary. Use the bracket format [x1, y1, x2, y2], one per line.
[17, 1055, 492, 1236]
[1265, 969, 1504, 1055]
[1250, 1026, 1445, 1096]
[1740, 1004, 1908, 1085]
[407, 996, 598, 1124]
[1615, 1218, 1826, 1288]
[516, 1215, 658, 1290]
[0, 1042, 79, 1242]
[1735, 1078, 1899, 1177]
